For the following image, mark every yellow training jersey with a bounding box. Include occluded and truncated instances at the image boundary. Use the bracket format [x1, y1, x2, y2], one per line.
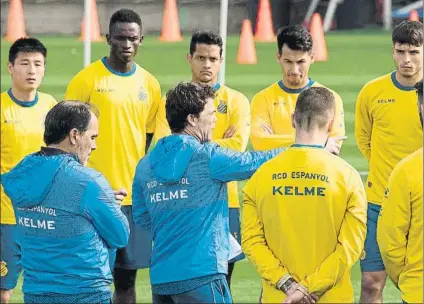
[377, 148, 423, 304]
[242, 145, 367, 303]
[250, 79, 345, 151]
[64, 57, 161, 206]
[154, 83, 250, 208]
[355, 71, 423, 205]
[1, 90, 56, 224]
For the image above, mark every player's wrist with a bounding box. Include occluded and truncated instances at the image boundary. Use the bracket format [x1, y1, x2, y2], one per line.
[277, 274, 296, 294]
[295, 283, 309, 295]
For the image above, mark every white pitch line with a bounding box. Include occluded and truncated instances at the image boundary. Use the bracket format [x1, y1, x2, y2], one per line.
[359, 171, 369, 176]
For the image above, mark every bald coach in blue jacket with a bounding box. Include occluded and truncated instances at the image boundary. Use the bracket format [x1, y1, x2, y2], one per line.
[2, 101, 129, 304]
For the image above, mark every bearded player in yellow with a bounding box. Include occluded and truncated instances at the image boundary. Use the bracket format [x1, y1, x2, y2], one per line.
[154, 30, 250, 289]
[64, 9, 161, 304]
[1, 38, 56, 304]
[355, 21, 423, 303]
[377, 79, 423, 304]
[250, 25, 346, 154]
[242, 87, 367, 303]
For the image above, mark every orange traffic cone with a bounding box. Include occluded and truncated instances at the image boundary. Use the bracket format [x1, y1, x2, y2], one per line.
[4, 0, 27, 42]
[409, 9, 420, 21]
[79, 0, 103, 42]
[159, 0, 183, 42]
[254, 0, 275, 42]
[237, 20, 257, 64]
[310, 13, 327, 62]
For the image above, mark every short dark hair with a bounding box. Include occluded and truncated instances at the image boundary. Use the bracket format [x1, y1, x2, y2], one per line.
[189, 30, 223, 56]
[294, 87, 335, 131]
[44, 101, 99, 146]
[415, 79, 423, 104]
[9, 37, 47, 64]
[392, 21, 423, 46]
[277, 25, 313, 54]
[109, 8, 142, 33]
[166, 82, 216, 133]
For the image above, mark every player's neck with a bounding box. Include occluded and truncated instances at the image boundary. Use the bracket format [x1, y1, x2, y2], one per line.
[294, 130, 328, 147]
[47, 143, 74, 155]
[179, 128, 205, 143]
[281, 77, 310, 90]
[10, 86, 37, 102]
[107, 56, 134, 73]
[395, 71, 422, 87]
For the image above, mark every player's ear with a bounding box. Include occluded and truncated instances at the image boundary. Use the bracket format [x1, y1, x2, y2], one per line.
[140, 35, 144, 44]
[69, 128, 79, 146]
[187, 114, 196, 127]
[186, 53, 193, 64]
[392, 44, 399, 58]
[327, 118, 335, 133]
[310, 51, 315, 64]
[7, 62, 13, 75]
[106, 34, 111, 46]
[291, 113, 296, 129]
[276, 51, 281, 63]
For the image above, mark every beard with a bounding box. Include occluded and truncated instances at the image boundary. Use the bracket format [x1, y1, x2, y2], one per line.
[287, 77, 303, 86]
[397, 65, 422, 78]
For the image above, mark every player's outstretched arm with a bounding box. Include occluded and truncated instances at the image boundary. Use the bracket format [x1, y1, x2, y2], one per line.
[241, 173, 291, 288]
[81, 174, 130, 249]
[377, 164, 410, 288]
[208, 144, 284, 182]
[131, 161, 152, 231]
[213, 94, 250, 152]
[250, 94, 295, 151]
[354, 87, 372, 161]
[299, 169, 367, 297]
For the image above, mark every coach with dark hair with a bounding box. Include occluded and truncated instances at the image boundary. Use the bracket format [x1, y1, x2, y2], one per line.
[132, 82, 283, 303]
[1, 101, 129, 304]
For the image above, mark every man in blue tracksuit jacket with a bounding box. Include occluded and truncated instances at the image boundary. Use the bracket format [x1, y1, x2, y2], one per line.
[132, 82, 284, 303]
[1, 101, 130, 304]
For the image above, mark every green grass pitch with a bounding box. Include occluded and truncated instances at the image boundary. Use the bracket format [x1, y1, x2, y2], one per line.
[1, 30, 401, 303]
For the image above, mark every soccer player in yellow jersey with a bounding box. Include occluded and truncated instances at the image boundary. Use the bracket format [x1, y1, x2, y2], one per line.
[250, 25, 346, 154]
[377, 79, 423, 304]
[154, 30, 250, 289]
[355, 21, 423, 303]
[64, 9, 161, 304]
[1, 38, 56, 304]
[242, 87, 367, 303]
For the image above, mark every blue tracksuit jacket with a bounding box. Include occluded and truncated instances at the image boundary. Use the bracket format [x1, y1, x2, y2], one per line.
[1, 148, 129, 302]
[132, 134, 283, 290]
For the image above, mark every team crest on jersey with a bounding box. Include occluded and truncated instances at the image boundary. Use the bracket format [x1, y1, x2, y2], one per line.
[138, 87, 148, 102]
[360, 250, 366, 260]
[0, 261, 8, 277]
[217, 100, 227, 114]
